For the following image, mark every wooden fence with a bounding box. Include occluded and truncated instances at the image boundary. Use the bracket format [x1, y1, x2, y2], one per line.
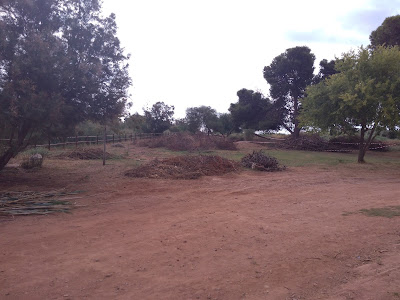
[0, 133, 165, 151]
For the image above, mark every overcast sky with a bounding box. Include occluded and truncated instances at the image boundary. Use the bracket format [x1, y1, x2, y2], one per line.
[102, 0, 400, 118]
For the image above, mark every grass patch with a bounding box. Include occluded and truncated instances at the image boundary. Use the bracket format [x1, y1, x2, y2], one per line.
[360, 206, 400, 218]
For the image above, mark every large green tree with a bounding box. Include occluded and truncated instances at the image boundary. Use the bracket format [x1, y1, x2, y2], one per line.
[229, 88, 280, 132]
[143, 102, 174, 133]
[263, 46, 315, 138]
[313, 59, 338, 84]
[301, 46, 400, 163]
[0, 0, 130, 170]
[185, 106, 218, 134]
[370, 15, 400, 48]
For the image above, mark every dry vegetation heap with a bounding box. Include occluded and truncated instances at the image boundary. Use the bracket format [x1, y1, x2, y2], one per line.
[58, 148, 113, 160]
[125, 155, 239, 179]
[241, 151, 285, 171]
[0, 190, 77, 216]
[274, 135, 388, 152]
[136, 133, 237, 151]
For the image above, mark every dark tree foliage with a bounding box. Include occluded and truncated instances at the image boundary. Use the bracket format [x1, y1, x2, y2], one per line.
[185, 106, 219, 134]
[370, 15, 400, 48]
[229, 88, 281, 132]
[143, 102, 175, 133]
[214, 113, 235, 136]
[301, 46, 400, 163]
[263, 46, 315, 138]
[313, 59, 337, 84]
[0, 0, 131, 170]
[124, 113, 146, 133]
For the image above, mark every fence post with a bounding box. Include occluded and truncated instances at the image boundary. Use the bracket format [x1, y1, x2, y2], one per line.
[112, 134, 114, 144]
[48, 139, 51, 151]
[96, 135, 99, 145]
[75, 135, 78, 148]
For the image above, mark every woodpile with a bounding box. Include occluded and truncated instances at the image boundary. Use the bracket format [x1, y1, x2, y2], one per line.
[125, 155, 239, 179]
[241, 151, 285, 172]
[0, 190, 80, 216]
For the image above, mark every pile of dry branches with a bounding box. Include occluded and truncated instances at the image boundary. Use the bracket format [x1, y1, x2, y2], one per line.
[125, 155, 239, 179]
[57, 148, 113, 160]
[0, 190, 80, 216]
[241, 151, 285, 172]
[136, 133, 237, 151]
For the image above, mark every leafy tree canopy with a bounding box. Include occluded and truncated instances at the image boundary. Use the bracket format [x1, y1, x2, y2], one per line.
[263, 46, 315, 137]
[313, 59, 337, 84]
[185, 106, 219, 134]
[124, 113, 146, 133]
[229, 88, 280, 132]
[301, 46, 400, 163]
[370, 15, 400, 48]
[0, 0, 131, 170]
[143, 102, 175, 133]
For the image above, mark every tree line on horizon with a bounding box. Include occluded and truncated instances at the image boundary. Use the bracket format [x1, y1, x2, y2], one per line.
[0, 0, 400, 169]
[126, 14, 400, 163]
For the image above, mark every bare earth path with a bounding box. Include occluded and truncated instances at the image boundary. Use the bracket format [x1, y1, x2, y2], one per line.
[1, 154, 400, 299]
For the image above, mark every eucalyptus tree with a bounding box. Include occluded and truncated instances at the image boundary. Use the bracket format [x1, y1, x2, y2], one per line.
[301, 46, 400, 163]
[0, 0, 131, 170]
[263, 46, 315, 138]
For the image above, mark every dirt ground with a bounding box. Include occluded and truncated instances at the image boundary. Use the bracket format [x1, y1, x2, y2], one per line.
[1, 143, 400, 300]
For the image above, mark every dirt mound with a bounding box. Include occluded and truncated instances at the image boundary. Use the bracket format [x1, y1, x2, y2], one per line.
[241, 150, 285, 171]
[125, 155, 239, 179]
[136, 133, 237, 151]
[63, 148, 112, 160]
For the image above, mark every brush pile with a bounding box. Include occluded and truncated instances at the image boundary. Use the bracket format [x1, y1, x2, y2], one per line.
[125, 155, 239, 179]
[241, 151, 285, 171]
[136, 133, 237, 151]
[65, 148, 112, 160]
[276, 135, 334, 151]
[329, 136, 389, 152]
[0, 190, 79, 216]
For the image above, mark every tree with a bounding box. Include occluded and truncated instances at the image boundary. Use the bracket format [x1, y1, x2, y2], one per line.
[185, 106, 219, 134]
[229, 88, 280, 132]
[143, 102, 174, 133]
[214, 113, 235, 136]
[313, 59, 337, 84]
[0, 0, 130, 170]
[124, 113, 146, 133]
[263, 46, 315, 138]
[301, 46, 400, 163]
[370, 15, 400, 48]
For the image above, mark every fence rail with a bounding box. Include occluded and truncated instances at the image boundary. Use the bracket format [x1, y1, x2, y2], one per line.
[0, 132, 166, 150]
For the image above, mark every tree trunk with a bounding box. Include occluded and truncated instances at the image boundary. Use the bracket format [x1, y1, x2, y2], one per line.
[292, 96, 300, 139]
[0, 128, 30, 171]
[103, 124, 107, 166]
[358, 126, 367, 163]
[293, 126, 301, 139]
[357, 124, 377, 163]
[0, 148, 16, 171]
